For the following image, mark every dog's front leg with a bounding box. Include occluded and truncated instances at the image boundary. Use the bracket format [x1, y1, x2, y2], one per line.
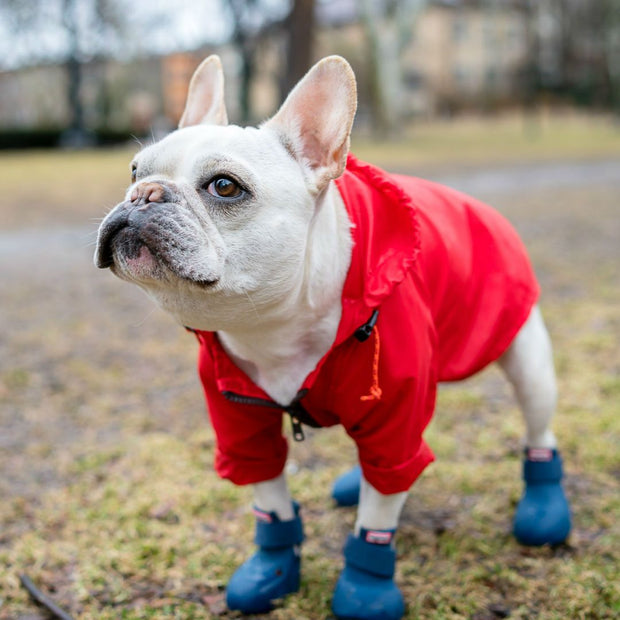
[253, 473, 295, 520]
[355, 476, 408, 533]
[226, 473, 303, 614]
[332, 475, 407, 620]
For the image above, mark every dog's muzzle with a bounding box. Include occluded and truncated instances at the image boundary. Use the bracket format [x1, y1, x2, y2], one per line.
[95, 182, 170, 269]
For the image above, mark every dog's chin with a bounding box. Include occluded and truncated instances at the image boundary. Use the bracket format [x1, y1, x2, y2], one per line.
[114, 244, 161, 281]
[112, 243, 219, 290]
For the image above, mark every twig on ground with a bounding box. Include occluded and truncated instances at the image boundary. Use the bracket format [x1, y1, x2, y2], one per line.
[19, 574, 74, 620]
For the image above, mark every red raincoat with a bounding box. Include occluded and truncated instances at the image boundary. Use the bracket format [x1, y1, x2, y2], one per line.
[192, 155, 539, 494]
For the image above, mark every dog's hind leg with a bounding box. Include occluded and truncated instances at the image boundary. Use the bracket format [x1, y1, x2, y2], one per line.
[498, 305, 571, 546]
[498, 304, 558, 449]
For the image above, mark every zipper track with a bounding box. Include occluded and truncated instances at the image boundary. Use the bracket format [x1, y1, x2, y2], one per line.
[222, 390, 313, 441]
[221, 391, 282, 409]
[218, 309, 380, 443]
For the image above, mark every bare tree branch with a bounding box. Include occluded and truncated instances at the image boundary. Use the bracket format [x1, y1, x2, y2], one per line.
[19, 574, 75, 620]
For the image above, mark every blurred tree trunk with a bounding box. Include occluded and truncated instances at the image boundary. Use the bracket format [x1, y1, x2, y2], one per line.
[521, 0, 539, 106]
[227, 0, 293, 124]
[536, 0, 617, 110]
[360, 0, 428, 137]
[239, 44, 255, 125]
[360, 0, 391, 136]
[518, 0, 542, 137]
[63, 0, 85, 138]
[280, 0, 316, 102]
[603, 0, 620, 116]
[228, 0, 255, 124]
[2, 0, 125, 144]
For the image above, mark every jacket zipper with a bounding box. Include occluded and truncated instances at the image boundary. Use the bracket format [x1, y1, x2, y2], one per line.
[221, 391, 282, 409]
[289, 416, 305, 442]
[221, 390, 309, 441]
[219, 309, 380, 443]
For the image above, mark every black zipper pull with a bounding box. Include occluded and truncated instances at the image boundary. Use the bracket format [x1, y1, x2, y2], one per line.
[355, 309, 380, 342]
[290, 415, 305, 442]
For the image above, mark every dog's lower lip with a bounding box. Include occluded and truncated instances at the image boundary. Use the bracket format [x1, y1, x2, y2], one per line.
[96, 220, 158, 274]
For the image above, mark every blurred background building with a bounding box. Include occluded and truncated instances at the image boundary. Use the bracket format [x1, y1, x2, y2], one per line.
[0, 0, 618, 147]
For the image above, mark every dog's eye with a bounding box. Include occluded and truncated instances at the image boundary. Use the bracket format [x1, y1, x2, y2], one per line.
[206, 176, 244, 199]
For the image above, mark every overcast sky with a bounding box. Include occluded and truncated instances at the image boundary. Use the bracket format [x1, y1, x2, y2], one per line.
[0, 0, 291, 71]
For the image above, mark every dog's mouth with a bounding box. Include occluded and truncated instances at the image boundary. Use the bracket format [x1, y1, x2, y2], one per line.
[100, 225, 164, 282]
[95, 209, 219, 288]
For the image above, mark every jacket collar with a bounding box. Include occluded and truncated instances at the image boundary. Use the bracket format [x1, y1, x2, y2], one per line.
[332, 154, 420, 348]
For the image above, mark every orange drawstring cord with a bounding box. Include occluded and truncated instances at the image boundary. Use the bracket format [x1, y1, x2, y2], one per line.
[360, 326, 382, 401]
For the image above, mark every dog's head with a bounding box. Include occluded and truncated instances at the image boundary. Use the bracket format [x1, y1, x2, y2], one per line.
[94, 55, 356, 331]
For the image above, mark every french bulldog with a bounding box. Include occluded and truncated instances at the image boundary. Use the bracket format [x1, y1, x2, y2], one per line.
[95, 55, 571, 619]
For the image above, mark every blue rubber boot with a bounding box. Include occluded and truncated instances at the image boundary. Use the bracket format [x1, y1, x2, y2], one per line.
[513, 448, 571, 546]
[332, 466, 362, 507]
[332, 529, 405, 620]
[226, 503, 304, 613]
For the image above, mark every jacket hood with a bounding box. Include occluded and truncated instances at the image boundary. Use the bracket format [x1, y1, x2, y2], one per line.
[337, 154, 421, 307]
[332, 154, 421, 346]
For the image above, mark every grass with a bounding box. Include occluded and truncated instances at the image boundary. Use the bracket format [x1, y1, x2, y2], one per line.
[0, 147, 133, 229]
[353, 112, 620, 171]
[1, 114, 619, 619]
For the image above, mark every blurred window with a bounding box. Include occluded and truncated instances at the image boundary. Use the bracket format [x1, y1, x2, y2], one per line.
[453, 65, 469, 88]
[485, 67, 497, 89]
[483, 18, 494, 48]
[452, 15, 467, 42]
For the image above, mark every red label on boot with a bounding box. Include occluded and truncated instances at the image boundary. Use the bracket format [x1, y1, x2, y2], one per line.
[252, 508, 273, 523]
[527, 448, 553, 462]
[365, 530, 393, 545]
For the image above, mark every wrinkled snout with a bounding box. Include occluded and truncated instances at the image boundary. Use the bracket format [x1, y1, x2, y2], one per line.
[94, 181, 171, 269]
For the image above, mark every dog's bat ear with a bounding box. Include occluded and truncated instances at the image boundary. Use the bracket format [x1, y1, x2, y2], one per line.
[179, 55, 228, 128]
[264, 56, 357, 192]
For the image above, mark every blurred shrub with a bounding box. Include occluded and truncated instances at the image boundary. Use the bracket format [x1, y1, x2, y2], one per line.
[0, 127, 135, 149]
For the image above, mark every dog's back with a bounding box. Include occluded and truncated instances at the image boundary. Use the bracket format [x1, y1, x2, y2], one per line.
[337, 155, 539, 383]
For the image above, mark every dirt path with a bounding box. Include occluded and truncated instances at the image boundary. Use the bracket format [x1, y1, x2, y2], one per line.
[427, 157, 620, 196]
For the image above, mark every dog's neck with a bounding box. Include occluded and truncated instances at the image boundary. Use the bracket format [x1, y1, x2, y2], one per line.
[218, 182, 353, 405]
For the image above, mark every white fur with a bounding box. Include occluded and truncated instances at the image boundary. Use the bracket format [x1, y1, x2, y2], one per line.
[219, 182, 352, 404]
[253, 474, 295, 521]
[498, 305, 558, 449]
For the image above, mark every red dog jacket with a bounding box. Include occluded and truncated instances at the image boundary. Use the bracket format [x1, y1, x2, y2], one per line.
[192, 155, 539, 494]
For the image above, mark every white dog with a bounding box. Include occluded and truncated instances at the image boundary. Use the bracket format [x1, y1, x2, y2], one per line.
[95, 56, 571, 619]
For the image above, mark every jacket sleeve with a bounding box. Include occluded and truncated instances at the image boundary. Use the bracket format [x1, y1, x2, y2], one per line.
[197, 345, 288, 486]
[344, 368, 437, 495]
[336, 285, 438, 495]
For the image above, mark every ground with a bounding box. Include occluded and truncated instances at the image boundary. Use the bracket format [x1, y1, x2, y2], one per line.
[0, 114, 618, 619]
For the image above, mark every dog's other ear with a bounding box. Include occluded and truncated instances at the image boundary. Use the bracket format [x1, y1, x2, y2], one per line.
[179, 55, 228, 128]
[264, 56, 357, 191]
